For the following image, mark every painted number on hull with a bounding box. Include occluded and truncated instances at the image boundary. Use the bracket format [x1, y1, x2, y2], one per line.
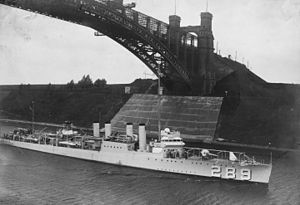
[225, 167, 236, 179]
[211, 165, 221, 177]
[241, 169, 251, 180]
[211, 166, 252, 180]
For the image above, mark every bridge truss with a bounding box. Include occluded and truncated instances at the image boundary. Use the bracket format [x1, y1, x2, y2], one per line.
[0, 0, 193, 92]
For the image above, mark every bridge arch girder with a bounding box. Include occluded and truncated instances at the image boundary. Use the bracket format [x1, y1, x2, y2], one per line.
[94, 20, 185, 89]
[0, 0, 192, 91]
[79, 1, 191, 90]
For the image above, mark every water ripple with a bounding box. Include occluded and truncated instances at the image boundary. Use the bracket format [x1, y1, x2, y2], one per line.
[0, 144, 299, 204]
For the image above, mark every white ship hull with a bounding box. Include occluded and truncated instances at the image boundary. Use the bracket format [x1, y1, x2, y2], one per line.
[0, 139, 272, 184]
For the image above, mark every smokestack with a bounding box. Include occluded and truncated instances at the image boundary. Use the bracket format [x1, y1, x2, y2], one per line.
[93, 123, 100, 138]
[126, 123, 133, 137]
[139, 124, 146, 151]
[105, 122, 111, 139]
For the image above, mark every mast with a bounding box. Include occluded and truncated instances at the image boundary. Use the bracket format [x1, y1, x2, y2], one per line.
[31, 101, 35, 134]
[270, 151, 272, 164]
[158, 65, 162, 141]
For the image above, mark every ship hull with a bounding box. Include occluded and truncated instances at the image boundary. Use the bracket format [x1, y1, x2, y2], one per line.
[0, 139, 272, 184]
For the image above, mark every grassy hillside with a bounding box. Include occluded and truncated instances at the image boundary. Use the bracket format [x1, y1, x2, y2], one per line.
[0, 85, 19, 103]
[1, 73, 299, 149]
[0, 79, 156, 127]
[213, 68, 300, 148]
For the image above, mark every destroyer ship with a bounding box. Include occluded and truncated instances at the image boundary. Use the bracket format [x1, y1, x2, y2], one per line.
[0, 121, 272, 184]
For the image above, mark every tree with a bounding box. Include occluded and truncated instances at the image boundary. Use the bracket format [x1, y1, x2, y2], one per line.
[67, 80, 75, 89]
[78, 75, 93, 88]
[94, 78, 107, 88]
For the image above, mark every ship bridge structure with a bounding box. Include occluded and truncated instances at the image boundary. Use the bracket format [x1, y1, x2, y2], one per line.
[0, 0, 216, 95]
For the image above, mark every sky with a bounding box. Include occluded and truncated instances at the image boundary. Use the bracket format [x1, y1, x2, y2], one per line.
[0, 0, 299, 85]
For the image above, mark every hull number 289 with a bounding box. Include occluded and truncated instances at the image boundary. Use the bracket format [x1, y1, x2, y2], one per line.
[211, 165, 251, 180]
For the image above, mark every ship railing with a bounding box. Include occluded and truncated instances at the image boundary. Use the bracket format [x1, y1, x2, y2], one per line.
[2, 128, 106, 151]
[183, 147, 271, 165]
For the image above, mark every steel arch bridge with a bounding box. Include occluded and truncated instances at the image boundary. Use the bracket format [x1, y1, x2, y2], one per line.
[0, 0, 210, 93]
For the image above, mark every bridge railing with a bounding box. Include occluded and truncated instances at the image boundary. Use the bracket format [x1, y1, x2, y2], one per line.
[93, 0, 168, 39]
[77, 0, 191, 83]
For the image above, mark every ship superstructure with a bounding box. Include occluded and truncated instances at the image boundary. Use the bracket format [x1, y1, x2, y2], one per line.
[1, 122, 272, 184]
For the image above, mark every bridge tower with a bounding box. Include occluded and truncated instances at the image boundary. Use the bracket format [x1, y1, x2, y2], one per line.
[198, 12, 214, 95]
[173, 11, 215, 95]
[168, 15, 181, 57]
[0, 0, 216, 95]
[167, 15, 190, 93]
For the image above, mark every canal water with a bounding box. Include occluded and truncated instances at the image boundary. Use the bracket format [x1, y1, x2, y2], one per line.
[0, 122, 299, 205]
